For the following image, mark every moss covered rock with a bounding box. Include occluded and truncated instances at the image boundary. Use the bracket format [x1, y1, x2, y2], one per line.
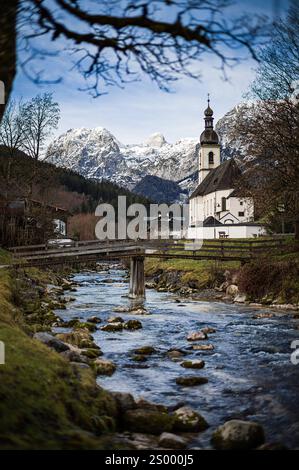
[124, 320, 142, 330]
[211, 420, 265, 450]
[123, 409, 174, 435]
[180, 360, 205, 369]
[176, 376, 208, 386]
[93, 359, 116, 376]
[100, 322, 123, 332]
[134, 346, 156, 355]
[172, 406, 208, 432]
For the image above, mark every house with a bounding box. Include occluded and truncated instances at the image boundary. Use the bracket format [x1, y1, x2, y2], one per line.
[0, 194, 70, 246]
[188, 98, 266, 239]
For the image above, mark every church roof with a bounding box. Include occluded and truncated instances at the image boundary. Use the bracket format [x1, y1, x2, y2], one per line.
[203, 216, 223, 226]
[189, 159, 241, 199]
[200, 128, 219, 145]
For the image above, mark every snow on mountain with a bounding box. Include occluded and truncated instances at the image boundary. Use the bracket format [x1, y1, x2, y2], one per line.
[46, 104, 249, 201]
[47, 127, 199, 191]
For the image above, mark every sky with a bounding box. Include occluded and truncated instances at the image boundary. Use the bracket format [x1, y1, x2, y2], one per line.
[11, 0, 290, 145]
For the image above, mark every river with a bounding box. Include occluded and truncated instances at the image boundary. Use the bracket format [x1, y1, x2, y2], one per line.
[55, 266, 299, 449]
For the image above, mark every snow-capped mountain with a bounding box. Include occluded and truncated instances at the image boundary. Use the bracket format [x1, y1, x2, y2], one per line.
[46, 104, 248, 201]
[47, 128, 199, 191]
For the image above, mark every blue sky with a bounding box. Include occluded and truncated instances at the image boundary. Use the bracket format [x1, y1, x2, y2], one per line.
[12, 0, 290, 144]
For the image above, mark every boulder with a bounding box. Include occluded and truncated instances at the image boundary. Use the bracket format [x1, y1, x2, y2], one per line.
[201, 327, 216, 335]
[33, 332, 70, 353]
[134, 346, 156, 355]
[129, 308, 148, 315]
[135, 399, 168, 413]
[56, 329, 98, 349]
[74, 322, 97, 332]
[87, 316, 102, 324]
[113, 306, 130, 313]
[186, 331, 207, 341]
[100, 322, 123, 332]
[61, 349, 89, 364]
[180, 360, 205, 369]
[192, 344, 214, 351]
[234, 294, 247, 303]
[107, 316, 124, 323]
[211, 419, 265, 450]
[111, 392, 137, 412]
[81, 348, 103, 359]
[167, 349, 186, 359]
[176, 376, 208, 386]
[124, 320, 142, 330]
[93, 358, 116, 376]
[226, 284, 239, 297]
[173, 406, 208, 432]
[131, 354, 147, 362]
[123, 409, 174, 435]
[158, 432, 187, 449]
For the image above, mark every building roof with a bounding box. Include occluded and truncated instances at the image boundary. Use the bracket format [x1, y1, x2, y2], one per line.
[200, 128, 219, 145]
[203, 216, 223, 226]
[190, 159, 241, 199]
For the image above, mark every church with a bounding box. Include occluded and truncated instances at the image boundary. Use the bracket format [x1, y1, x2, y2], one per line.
[188, 99, 266, 239]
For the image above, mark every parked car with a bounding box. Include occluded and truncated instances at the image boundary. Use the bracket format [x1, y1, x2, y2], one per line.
[47, 238, 75, 248]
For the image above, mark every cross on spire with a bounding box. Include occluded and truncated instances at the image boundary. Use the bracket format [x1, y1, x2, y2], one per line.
[207, 93, 210, 106]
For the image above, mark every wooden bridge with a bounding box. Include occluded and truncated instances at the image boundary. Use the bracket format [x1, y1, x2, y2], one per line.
[5, 237, 292, 299]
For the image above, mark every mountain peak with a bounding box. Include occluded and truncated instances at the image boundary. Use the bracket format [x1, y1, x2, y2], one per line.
[145, 132, 167, 148]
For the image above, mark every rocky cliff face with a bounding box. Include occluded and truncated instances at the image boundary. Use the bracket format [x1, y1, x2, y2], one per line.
[46, 104, 248, 202]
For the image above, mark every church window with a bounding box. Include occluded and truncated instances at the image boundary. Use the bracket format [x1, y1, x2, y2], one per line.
[209, 151, 214, 164]
[238, 211, 244, 217]
[221, 197, 226, 212]
[240, 201, 243, 206]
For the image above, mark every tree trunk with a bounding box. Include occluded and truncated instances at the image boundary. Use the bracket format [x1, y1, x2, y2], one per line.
[295, 219, 299, 240]
[0, 0, 18, 122]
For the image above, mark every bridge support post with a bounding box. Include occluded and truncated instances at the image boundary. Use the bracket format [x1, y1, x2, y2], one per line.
[129, 256, 145, 300]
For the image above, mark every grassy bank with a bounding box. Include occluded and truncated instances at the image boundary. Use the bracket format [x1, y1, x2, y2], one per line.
[145, 239, 299, 304]
[0, 251, 117, 450]
[145, 257, 239, 290]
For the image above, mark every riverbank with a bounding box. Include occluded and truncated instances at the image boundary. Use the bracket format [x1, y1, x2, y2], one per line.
[145, 255, 299, 311]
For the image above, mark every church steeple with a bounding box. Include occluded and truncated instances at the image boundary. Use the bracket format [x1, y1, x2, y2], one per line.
[200, 94, 219, 145]
[204, 94, 214, 129]
[198, 95, 221, 184]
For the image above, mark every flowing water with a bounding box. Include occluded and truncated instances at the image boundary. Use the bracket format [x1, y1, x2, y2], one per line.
[56, 267, 299, 449]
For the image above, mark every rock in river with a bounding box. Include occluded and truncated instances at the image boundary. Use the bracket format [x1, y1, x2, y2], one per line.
[180, 360, 205, 369]
[172, 406, 208, 432]
[93, 358, 116, 376]
[186, 331, 207, 341]
[100, 322, 123, 332]
[123, 409, 174, 435]
[107, 316, 124, 323]
[201, 327, 216, 335]
[134, 346, 156, 355]
[211, 419, 265, 450]
[167, 349, 186, 361]
[158, 432, 187, 449]
[176, 376, 208, 386]
[124, 320, 142, 330]
[87, 315, 102, 323]
[192, 344, 214, 351]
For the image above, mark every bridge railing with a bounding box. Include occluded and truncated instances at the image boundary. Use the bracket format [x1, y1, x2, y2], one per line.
[8, 236, 294, 263]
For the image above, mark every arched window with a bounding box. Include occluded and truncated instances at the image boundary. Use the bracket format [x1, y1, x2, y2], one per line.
[221, 197, 226, 212]
[209, 151, 214, 164]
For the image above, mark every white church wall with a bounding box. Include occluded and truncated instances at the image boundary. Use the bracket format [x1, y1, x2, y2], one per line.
[187, 224, 266, 239]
